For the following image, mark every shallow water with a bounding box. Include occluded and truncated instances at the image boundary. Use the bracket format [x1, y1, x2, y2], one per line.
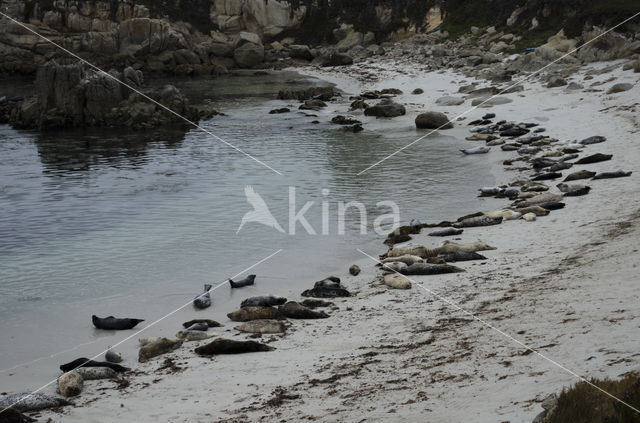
[0, 70, 503, 390]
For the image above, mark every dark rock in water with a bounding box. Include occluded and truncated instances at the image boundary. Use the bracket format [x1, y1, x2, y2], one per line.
[415, 111, 453, 129]
[538, 202, 565, 210]
[412, 88, 424, 94]
[344, 123, 364, 132]
[299, 99, 327, 111]
[60, 358, 129, 373]
[500, 127, 529, 137]
[278, 86, 334, 101]
[349, 264, 361, 276]
[10, 62, 211, 130]
[532, 172, 562, 181]
[364, 98, 406, 118]
[269, 107, 290, 114]
[534, 127, 546, 133]
[331, 115, 361, 125]
[564, 186, 591, 196]
[350, 99, 369, 110]
[592, 170, 632, 179]
[469, 119, 492, 126]
[428, 228, 463, 237]
[439, 252, 487, 262]
[321, 52, 353, 67]
[301, 277, 351, 298]
[195, 338, 274, 356]
[482, 113, 496, 119]
[575, 153, 612, 164]
[278, 301, 329, 319]
[380, 88, 403, 95]
[453, 215, 502, 228]
[288, 44, 314, 61]
[564, 170, 596, 181]
[579, 135, 606, 145]
[301, 299, 334, 308]
[400, 263, 464, 275]
[182, 319, 222, 328]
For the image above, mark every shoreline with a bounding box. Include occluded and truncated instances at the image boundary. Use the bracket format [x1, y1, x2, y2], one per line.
[12, 55, 640, 422]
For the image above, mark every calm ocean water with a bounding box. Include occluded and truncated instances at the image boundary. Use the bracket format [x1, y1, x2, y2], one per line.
[0, 70, 503, 390]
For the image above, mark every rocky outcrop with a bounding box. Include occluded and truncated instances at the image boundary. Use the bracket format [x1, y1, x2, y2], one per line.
[415, 112, 453, 129]
[9, 61, 213, 130]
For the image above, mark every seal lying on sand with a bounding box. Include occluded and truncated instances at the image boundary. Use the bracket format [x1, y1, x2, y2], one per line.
[383, 274, 411, 289]
[484, 210, 521, 220]
[301, 299, 334, 308]
[105, 348, 122, 363]
[57, 371, 83, 397]
[428, 228, 463, 237]
[538, 201, 565, 210]
[514, 206, 549, 216]
[176, 330, 216, 342]
[522, 213, 537, 221]
[279, 301, 329, 319]
[241, 296, 287, 308]
[563, 170, 596, 181]
[229, 274, 256, 288]
[575, 153, 612, 164]
[194, 338, 274, 356]
[592, 170, 632, 179]
[385, 245, 439, 259]
[182, 319, 222, 329]
[564, 186, 591, 196]
[193, 284, 212, 309]
[0, 393, 71, 412]
[400, 263, 464, 275]
[74, 367, 118, 380]
[138, 338, 182, 363]
[439, 252, 487, 262]
[0, 408, 36, 422]
[92, 315, 144, 330]
[60, 358, 129, 373]
[380, 254, 423, 265]
[438, 240, 496, 253]
[301, 277, 351, 298]
[185, 322, 209, 331]
[235, 319, 287, 334]
[227, 306, 285, 322]
[349, 264, 361, 275]
[453, 215, 502, 228]
[514, 192, 563, 208]
[557, 183, 587, 193]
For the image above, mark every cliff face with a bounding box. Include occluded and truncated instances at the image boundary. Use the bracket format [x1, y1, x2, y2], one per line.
[0, 0, 637, 76]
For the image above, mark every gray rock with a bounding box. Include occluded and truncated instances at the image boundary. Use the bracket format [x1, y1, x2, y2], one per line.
[471, 96, 513, 107]
[546, 76, 567, 88]
[566, 82, 583, 90]
[234, 43, 265, 68]
[321, 52, 353, 67]
[435, 96, 464, 106]
[415, 112, 453, 129]
[607, 82, 633, 94]
[364, 98, 406, 118]
[289, 44, 314, 61]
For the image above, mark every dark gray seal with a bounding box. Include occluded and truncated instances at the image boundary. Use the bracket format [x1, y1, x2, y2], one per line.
[301, 277, 351, 298]
[574, 153, 612, 164]
[60, 358, 129, 373]
[194, 338, 274, 356]
[564, 170, 596, 181]
[228, 274, 256, 288]
[564, 186, 591, 196]
[428, 228, 463, 237]
[453, 215, 502, 228]
[538, 201, 565, 210]
[193, 284, 212, 309]
[92, 315, 144, 330]
[400, 263, 464, 275]
[104, 348, 122, 363]
[592, 170, 632, 179]
[182, 319, 222, 328]
[532, 172, 562, 181]
[439, 252, 487, 262]
[278, 301, 329, 319]
[240, 295, 287, 308]
[579, 135, 606, 145]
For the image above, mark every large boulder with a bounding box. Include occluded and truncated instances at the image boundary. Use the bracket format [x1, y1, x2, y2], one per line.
[415, 112, 453, 129]
[364, 98, 406, 118]
[234, 42, 265, 67]
[320, 51, 353, 67]
[289, 44, 314, 61]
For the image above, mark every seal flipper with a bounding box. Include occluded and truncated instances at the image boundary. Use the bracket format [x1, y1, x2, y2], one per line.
[204, 284, 212, 292]
[229, 279, 237, 288]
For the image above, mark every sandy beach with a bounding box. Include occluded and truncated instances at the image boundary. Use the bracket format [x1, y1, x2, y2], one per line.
[16, 54, 638, 423]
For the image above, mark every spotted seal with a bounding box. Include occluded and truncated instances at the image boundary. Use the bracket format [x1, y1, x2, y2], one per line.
[574, 153, 612, 164]
[453, 215, 502, 228]
[105, 348, 122, 363]
[229, 274, 256, 288]
[182, 319, 222, 329]
[57, 371, 83, 397]
[193, 284, 212, 309]
[461, 146, 490, 154]
[385, 245, 440, 258]
[438, 240, 496, 253]
[428, 228, 463, 237]
[563, 170, 596, 181]
[0, 393, 71, 412]
[235, 319, 287, 334]
[227, 306, 285, 322]
[138, 338, 182, 363]
[383, 274, 411, 289]
[74, 367, 118, 380]
[380, 254, 423, 266]
[176, 330, 216, 342]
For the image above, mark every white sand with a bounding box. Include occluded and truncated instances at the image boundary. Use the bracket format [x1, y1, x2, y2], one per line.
[34, 60, 640, 422]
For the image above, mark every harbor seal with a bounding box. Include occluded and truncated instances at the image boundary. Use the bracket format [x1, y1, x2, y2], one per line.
[381, 262, 408, 273]
[383, 274, 411, 289]
[0, 393, 71, 412]
[301, 299, 334, 308]
[514, 192, 563, 207]
[301, 277, 351, 298]
[574, 153, 612, 164]
[349, 264, 361, 276]
[193, 284, 212, 309]
[227, 306, 285, 322]
[181, 319, 222, 329]
[564, 186, 591, 196]
[138, 338, 182, 363]
[229, 274, 256, 288]
[185, 322, 209, 331]
[438, 240, 496, 253]
[428, 228, 463, 237]
[538, 201, 565, 210]
[385, 245, 440, 259]
[531, 172, 562, 181]
[105, 348, 122, 363]
[176, 330, 216, 342]
[400, 263, 464, 275]
[74, 367, 118, 380]
[513, 206, 549, 216]
[461, 146, 490, 154]
[522, 213, 537, 221]
[556, 183, 587, 193]
[548, 162, 572, 172]
[484, 210, 521, 220]
[592, 170, 632, 179]
[194, 338, 274, 356]
[57, 371, 83, 397]
[60, 358, 129, 373]
[453, 215, 502, 228]
[235, 319, 287, 334]
[240, 296, 287, 308]
[579, 135, 606, 145]
[92, 315, 144, 330]
[279, 301, 329, 319]
[380, 254, 423, 265]
[563, 170, 596, 181]
[138, 336, 163, 346]
[439, 252, 487, 262]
